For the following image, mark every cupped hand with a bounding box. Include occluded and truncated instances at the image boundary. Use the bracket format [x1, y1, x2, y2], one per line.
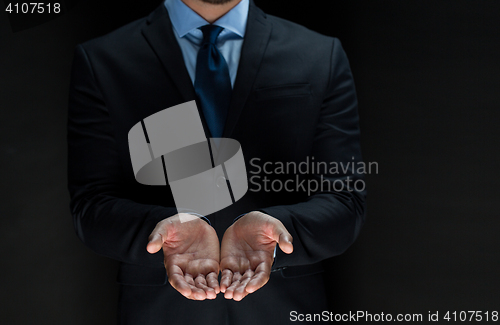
[147, 213, 220, 300]
[219, 211, 293, 301]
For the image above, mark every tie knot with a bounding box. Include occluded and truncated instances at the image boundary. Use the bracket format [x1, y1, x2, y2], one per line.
[199, 25, 224, 46]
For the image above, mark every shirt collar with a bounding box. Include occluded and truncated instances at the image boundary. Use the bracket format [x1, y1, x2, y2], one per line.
[164, 0, 248, 39]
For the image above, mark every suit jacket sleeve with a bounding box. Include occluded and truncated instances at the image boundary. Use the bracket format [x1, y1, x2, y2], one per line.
[67, 44, 173, 267]
[261, 38, 367, 269]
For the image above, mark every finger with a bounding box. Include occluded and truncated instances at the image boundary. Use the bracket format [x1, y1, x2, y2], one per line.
[194, 275, 217, 299]
[224, 283, 236, 299]
[146, 233, 164, 254]
[275, 229, 293, 254]
[245, 273, 269, 294]
[168, 273, 192, 298]
[233, 285, 250, 301]
[184, 274, 195, 286]
[185, 274, 207, 300]
[194, 274, 208, 286]
[233, 271, 253, 301]
[188, 284, 208, 301]
[147, 220, 171, 254]
[206, 272, 220, 294]
[220, 269, 233, 293]
[167, 264, 197, 299]
[239, 269, 254, 286]
[224, 272, 242, 299]
[245, 263, 271, 294]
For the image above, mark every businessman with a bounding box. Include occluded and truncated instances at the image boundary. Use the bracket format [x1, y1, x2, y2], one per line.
[67, 0, 366, 323]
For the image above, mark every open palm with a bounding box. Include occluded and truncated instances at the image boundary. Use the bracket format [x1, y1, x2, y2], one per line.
[220, 211, 293, 301]
[147, 214, 220, 300]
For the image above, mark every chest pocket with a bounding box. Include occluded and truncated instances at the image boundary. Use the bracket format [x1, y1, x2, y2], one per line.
[253, 83, 311, 101]
[239, 83, 314, 162]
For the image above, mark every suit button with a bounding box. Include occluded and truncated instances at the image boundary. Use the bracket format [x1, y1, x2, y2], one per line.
[216, 176, 226, 188]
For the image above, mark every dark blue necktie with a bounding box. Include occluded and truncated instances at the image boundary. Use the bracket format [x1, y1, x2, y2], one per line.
[194, 25, 232, 138]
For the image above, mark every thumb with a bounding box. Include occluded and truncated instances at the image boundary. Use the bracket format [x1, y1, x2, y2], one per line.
[277, 231, 294, 254]
[146, 232, 164, 254]
[270, 221, 293, 254]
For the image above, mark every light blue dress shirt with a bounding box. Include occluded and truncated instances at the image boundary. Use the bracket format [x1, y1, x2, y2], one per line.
[164, 0, 249, 88]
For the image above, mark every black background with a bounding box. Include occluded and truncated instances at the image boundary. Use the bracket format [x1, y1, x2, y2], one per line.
[1, 0, 499, 324]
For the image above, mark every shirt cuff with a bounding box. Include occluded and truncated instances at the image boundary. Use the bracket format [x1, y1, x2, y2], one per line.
[177, 209, 211, 226]
[232, 213, 247, 224]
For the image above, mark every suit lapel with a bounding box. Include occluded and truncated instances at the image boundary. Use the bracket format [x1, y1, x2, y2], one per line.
[223, 3, 272, 138]
[142, 5, 196, 103]
[142, 5, 215, 137]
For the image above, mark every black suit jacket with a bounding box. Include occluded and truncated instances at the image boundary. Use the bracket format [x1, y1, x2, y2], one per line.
[68, 2, 366, 323]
